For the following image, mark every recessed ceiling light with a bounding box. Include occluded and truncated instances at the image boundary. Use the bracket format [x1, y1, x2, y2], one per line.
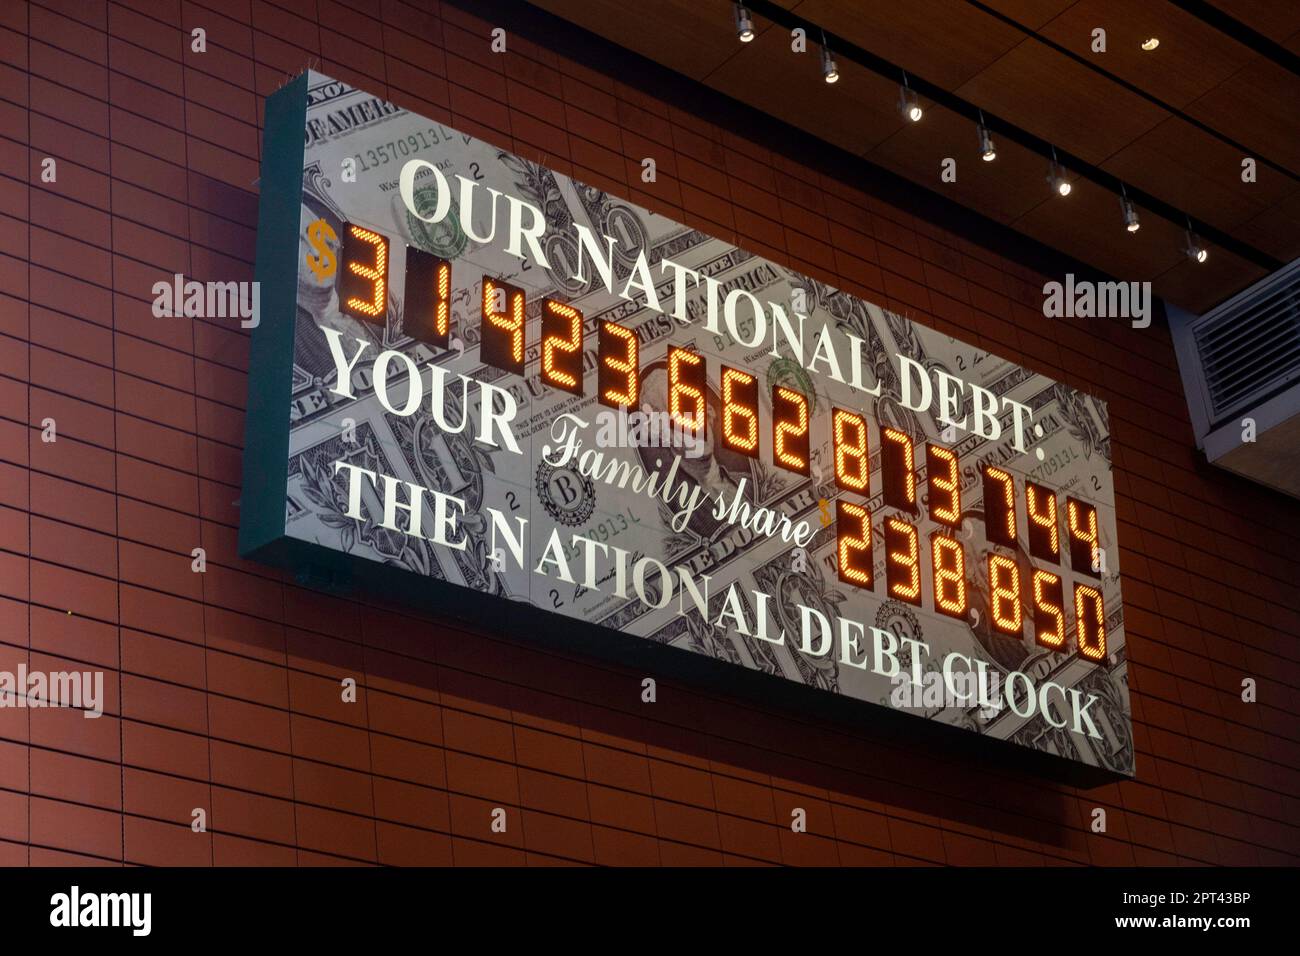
[1141, 37, 1160, 51]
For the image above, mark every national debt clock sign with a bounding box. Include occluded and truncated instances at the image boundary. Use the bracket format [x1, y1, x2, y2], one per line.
[241, 72, 1134, 781]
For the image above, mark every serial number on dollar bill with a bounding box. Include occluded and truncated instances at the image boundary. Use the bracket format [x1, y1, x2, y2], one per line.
[561, 506, 643, 564]
[353, 127, 459, 173]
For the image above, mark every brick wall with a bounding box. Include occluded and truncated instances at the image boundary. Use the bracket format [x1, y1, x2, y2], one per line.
[0, 0, 1297, 866]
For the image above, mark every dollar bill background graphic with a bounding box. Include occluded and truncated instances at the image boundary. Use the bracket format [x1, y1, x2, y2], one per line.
[257, 72, 1132, 777]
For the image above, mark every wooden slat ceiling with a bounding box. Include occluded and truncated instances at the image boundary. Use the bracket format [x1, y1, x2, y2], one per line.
[1205, 0, 1300, 44]
[526, 0, 1300, 314]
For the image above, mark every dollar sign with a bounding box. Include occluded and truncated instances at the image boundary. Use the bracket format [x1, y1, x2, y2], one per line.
[306, 218, 338, 281]
[818, 497, 831, 527]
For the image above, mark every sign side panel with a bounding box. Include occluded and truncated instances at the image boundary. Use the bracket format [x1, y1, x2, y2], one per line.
[239, 74, 308, 559]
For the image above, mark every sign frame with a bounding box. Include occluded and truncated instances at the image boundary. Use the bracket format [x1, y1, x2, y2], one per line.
[240, 73, 1132, 787]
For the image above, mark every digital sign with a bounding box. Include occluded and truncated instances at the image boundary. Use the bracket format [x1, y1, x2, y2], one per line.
[241, 73, 1133, 779]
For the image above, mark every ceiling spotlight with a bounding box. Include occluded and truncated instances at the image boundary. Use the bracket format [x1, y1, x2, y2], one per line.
[1141, 37, 1160, 51]
[734, 3, 754, 43]
[1185, 226, 1208, 263]
[978, 124, 996, 162]
[1047, 149, 1070, 195]
[1120, 194, 1140, 233]
[1048, 164, 1071, 196]
[821, 41, 839, 83]
[899, 78, 922, 122]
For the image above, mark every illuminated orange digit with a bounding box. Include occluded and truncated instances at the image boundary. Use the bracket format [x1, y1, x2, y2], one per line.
[433, 259, 451, 338]
[1074, 583, 1106, 661]
[598, 321, 638, 408]
[983, 466, 1016, 546]
[1026, 481, 1060, 562]
[836, 501, 873, 588]
[541, 298, 583, 395]
[1067, 498, 1101, 577]
[481, 277, 525, 373]
[1032, 569, 1066, 650]
[668, 348, 705, 435]
[720, 367, 759, 456]
[931, 534, 967, 618]
[340, 224, 389, 321]
[988, 554, 1022, 636]
[772, 386, 810, 475]
[832, 409, 869, 493]
[881, 427, 916, 510]
[926, 445, 961, 527]
[884, 517, 921, 605]
[401, 247, 451, 347]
